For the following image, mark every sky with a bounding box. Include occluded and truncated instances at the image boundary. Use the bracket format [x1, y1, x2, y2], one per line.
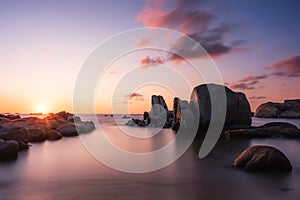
[0, 0, 299, 114]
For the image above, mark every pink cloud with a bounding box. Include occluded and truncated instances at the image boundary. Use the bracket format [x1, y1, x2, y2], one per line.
[137, 0, 245, 60]
[140, 56, 165, 65]
[228, 74, 268, 90]
[267, 54, 300, 77]
[125, 92, 144, 101]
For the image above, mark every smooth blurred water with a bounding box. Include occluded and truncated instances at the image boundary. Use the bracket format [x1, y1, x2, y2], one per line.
[0, 115, 300, 200]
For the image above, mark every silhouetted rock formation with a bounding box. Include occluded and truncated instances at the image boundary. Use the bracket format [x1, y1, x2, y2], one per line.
[126, 95, 174, 128]
[150, 95, 173, 128]
[255, 99, 300, 118]
[0, 111, 95, 161]
[224, 122, 300, 139]
[190, 84, 252, 130]
[233, 145, 292, 171]
[172, 97, 196, 130]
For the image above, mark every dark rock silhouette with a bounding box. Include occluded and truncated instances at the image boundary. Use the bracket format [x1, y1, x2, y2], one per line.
[224, 122, 300, 139]
[149, 95, 173, 128]
[255, 99, 300, 118]
[0, 139, 19, 160]
[126, 95, 173, 128]
[46, 130, 63, 140]
[233, 145, 292, 171]
[172, 97, 196, 130]
[190, 84, 252, 130]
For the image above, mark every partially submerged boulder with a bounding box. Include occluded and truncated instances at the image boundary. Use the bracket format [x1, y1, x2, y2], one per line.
[190, 84, 252, 130]
[56, 123, 78, 137]
[0, 125, 30, 143]
[233, 145, 292, 171]
[46, 130, 63, 140]
[0, 139, 19, 160]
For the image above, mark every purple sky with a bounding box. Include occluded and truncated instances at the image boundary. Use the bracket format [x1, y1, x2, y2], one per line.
[0, 0, 299, 113]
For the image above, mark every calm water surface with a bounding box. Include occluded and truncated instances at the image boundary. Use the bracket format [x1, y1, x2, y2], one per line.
[0, 115, 300, 200]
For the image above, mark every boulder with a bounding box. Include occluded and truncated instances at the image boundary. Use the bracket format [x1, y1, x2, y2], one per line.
[190, 84, 252, 130]
[255, 99, 300, 118]
[44, 119, 68, 130]
[75, 121, 95, 133]
[45, 111, 74, 121]
[0, 125, 30, 143]
[28, 127, 47, 142]
[0, 139, 19, 160]
[255, 102, 284, 118]
[149, 95, 173, 128]
[46, 130, 63, 140]
[18, 141, 29, 150]
[233, 145, 292, 171]
[56, 123, 78, 136]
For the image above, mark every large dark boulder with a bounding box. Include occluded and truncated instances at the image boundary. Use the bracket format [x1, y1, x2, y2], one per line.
[255, 99, 300, 118]
[233, 145, 292, 171]
[0, 125, 30, 143]
[27, 125, 47, 142]
[46, 130, 63, 140]
[190, 84, 251, 130]
[0, 139, 19, 160]
[56, 123, 78, 136]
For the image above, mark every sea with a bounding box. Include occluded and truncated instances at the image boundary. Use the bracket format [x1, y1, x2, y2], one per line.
[0, 115, 300, 200]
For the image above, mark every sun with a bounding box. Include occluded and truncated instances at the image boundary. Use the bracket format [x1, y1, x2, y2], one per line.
[37, 103, 47, 114]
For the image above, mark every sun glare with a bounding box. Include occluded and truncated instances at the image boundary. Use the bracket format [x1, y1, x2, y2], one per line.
[37, 104, 47, 114]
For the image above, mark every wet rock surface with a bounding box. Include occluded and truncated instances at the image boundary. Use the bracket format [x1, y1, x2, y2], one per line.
[0, 111, 95, 161]
[234, 145, 292, 171]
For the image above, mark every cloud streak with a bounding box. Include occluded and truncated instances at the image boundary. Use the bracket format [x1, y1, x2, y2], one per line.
[229, 74, 268, 90]
[267, 54, 300, 77]
[125, 92, 145, 101]
[140, 56, 165, 65]
[249, 96, 266, 100]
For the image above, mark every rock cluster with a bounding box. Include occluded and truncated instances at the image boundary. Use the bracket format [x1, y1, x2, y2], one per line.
[127, 95, 174, 128]
[0, 111, 95, 160]
[255, 99, 300, 118]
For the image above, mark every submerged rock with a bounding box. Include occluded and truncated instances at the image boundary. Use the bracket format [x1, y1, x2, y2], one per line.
[233, 145, 292, 171]
[224, 122, 300, 139]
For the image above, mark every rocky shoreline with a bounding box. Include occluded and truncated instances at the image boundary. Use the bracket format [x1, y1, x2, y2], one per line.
[0, 111, 95, 160]
[125, 83, 299, 171]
